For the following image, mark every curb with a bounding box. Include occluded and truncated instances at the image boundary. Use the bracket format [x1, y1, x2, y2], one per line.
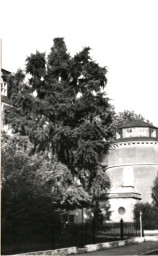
[7, 236, 158, 256]
[8, 247, 78, 256]
[83, 236, 158, 253]
[144, 236, 158, 241]
[84, 237, 145, 253]
[141, 249, 158, 255]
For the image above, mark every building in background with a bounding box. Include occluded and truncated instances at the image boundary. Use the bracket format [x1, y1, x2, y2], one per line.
[1, 68, 12, 134]
[102, 120, 158, 222]
[1, 69, 10, 97]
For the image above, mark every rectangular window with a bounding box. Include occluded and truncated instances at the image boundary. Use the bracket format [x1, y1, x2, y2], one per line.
[123, 127, 149, 138]
[133, 128, 149, 137]
[123, 128, 132, 138]
[1, 82, 7, 96]
[151, 129, 156, 138]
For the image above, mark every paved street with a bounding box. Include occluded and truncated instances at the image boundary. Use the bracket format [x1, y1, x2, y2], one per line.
[77, 241, 158, 255]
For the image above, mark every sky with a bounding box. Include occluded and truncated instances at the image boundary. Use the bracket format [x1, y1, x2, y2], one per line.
[1, 0, 158, 126]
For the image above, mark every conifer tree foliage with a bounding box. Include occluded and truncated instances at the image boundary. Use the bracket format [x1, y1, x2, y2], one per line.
[6, 38, 114, 200]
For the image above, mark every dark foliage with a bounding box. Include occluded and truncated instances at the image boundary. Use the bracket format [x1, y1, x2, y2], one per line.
[152, 174, 158, 206]
[5, 37, 114, 196]
[134, 202, 158, 230]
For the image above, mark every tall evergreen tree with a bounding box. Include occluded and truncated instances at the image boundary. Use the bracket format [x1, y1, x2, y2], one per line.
[6, 38, 114, 200]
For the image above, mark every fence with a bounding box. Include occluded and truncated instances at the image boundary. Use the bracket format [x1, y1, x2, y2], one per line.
[95, 220, 140, 242]
[2, 220, 140, 255]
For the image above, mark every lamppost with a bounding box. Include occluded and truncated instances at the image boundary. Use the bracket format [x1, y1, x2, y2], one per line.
[140, 211, 143, 237]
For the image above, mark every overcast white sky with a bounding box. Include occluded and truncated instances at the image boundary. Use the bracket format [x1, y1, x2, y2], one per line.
[1, 0, 158, 126]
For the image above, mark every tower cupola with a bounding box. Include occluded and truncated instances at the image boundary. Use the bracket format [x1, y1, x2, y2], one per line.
[116, 119, 158, 141]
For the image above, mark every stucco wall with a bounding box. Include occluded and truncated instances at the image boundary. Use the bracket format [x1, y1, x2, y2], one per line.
[105, 142, 158, 167]
[109, 197, 140, 222]
[104, 142, 158, 203]
[108, 166, 158, 203]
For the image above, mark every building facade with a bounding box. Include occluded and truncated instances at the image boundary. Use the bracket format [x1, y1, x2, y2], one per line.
[1, 68, 12, 134]
[102, 120, 158, 222]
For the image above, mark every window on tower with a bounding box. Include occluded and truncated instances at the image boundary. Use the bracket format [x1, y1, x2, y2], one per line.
[123, 128, 132, 138]
[116, 131, 121, 139]
[136, 128, 149, 137]
[151, 129, 156, 138]
[122, 127, 149, 138]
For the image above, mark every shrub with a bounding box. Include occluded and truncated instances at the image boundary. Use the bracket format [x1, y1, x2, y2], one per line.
[134, 202, 158, 230]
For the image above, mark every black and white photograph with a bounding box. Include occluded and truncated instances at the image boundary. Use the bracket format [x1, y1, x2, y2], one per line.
[1, 0, 158, 255]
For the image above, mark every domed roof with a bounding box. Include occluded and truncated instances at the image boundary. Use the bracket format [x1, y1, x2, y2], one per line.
[119, 119, 157, 129]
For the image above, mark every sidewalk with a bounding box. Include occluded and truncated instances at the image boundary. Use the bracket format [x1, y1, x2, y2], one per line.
[77, 239, 158, 255]
[144, 230, 158, 236]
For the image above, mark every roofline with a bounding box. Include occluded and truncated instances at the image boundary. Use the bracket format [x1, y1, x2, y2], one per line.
[118, 119, 158, 129]
[119, 124, 158, 129]
[1, 68, 11, 75]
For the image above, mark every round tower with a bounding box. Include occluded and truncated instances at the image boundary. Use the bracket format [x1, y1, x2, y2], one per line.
[102, 120, 158, 222]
